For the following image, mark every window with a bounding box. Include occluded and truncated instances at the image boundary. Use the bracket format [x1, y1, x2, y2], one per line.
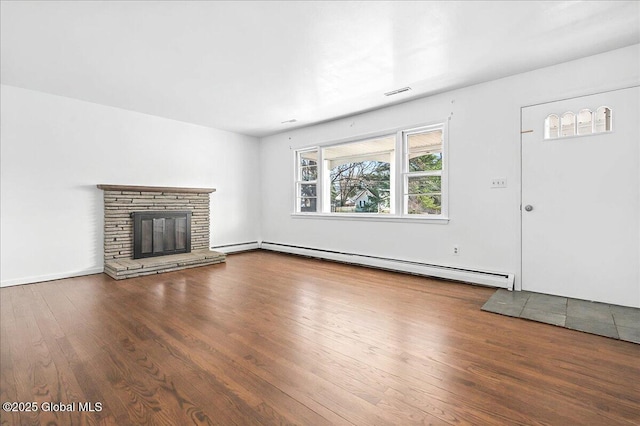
[295, 149, 318, 212]
[293, 123, 447, 219]
[544, 107, 612, 140]
[404, 127, 443, 215]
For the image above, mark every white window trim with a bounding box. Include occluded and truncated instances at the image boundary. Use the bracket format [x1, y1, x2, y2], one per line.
[291, 120, 449, 223]
[290, 212, 449, 224]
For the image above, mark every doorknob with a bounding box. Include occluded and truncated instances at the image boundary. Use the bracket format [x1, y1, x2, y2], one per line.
[524, 205, 534, 212]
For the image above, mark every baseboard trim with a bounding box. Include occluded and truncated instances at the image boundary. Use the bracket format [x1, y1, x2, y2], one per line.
[1, 242, 515, 290]
[211, 241, 260, 254]
[0, 267, 105, 288]
[260, 242, 514, 289]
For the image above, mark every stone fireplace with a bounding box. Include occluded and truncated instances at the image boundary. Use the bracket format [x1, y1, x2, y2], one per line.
[97, 184, 225, 279]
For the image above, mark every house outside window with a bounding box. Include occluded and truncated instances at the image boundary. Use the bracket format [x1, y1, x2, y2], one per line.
[324, 134, 395, 214]
[293, 122, 447, 220]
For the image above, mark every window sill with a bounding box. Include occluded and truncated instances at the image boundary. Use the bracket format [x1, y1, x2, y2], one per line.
[290, 212, 449, 224]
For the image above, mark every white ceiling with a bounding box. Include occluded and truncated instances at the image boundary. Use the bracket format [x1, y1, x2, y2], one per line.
[1, 1, 639, 137]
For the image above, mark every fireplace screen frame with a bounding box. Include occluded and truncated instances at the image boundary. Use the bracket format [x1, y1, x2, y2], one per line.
[132, 211, 192, 259]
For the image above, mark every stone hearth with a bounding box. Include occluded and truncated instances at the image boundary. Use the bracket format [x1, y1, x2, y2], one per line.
[97, 184, 225, 279]
[104, 249, 225, 280]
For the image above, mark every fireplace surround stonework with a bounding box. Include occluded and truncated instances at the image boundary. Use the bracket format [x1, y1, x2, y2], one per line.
[97, 184, 225, 279]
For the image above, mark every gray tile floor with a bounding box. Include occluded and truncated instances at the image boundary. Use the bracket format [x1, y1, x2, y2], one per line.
[482, 289, 640, 344]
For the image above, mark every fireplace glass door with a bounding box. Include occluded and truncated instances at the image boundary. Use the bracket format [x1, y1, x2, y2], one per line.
[133, 211, 191, 259]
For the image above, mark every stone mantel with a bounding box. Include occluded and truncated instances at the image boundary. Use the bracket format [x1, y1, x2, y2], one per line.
[97, 184, 216, 193]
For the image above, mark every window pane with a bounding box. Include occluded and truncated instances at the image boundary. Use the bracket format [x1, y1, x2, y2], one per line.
[297, 182, 317, 212]
[325, 135, 394, 214]
[300, 183, 317, 197]
[595, 107, 612, 132]
[409, 153, 442, 172]
[299, 197, 317, 212]
[407, 176, 441, 194]
[301, 165, 317, 181]
[407, 195, 441, 215]
[330, 162, 390, 213]
[300, 150, 318, 167]
[408, 130, 442, 171]
[577, 109, 593, 135]
[544, 114, 559, 139]
[561, 112, 575, 137]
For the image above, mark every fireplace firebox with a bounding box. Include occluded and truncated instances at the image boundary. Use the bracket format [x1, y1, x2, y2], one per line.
[132, 211, 191, 259]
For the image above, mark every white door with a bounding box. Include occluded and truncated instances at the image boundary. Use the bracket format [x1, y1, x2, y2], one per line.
[521, 86, 640, 308]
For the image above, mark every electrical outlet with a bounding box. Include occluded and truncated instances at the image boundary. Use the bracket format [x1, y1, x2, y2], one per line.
[453, 245, 459, 255]
[491, 177, 507, 188]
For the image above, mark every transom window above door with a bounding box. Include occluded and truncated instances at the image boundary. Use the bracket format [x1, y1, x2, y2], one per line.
[544, 106, 612, 140]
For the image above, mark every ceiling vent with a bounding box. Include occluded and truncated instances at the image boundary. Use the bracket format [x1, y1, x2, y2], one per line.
[384, 87, 411, 96]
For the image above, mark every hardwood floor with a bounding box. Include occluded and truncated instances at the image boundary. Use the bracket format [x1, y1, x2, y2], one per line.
[1, 250, 638, 425]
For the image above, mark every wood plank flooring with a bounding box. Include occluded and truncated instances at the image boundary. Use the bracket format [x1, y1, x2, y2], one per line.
[1, 250, 639, 425]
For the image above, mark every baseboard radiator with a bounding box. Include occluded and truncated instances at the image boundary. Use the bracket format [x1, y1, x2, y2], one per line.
[260, 242, 514, 290]
[211, 241, 261, 254]
[1, 241, 513, 289]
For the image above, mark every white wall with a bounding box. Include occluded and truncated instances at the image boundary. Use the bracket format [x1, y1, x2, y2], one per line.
[259, 44, 640, 297]
[1, 85, 260, 286]
[2, 45, 638, 301]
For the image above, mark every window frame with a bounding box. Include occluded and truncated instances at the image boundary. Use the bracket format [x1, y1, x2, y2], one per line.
[402, 124, 448, 218]
[294, 148, 319, 213]
[292, 120, 449, 223]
